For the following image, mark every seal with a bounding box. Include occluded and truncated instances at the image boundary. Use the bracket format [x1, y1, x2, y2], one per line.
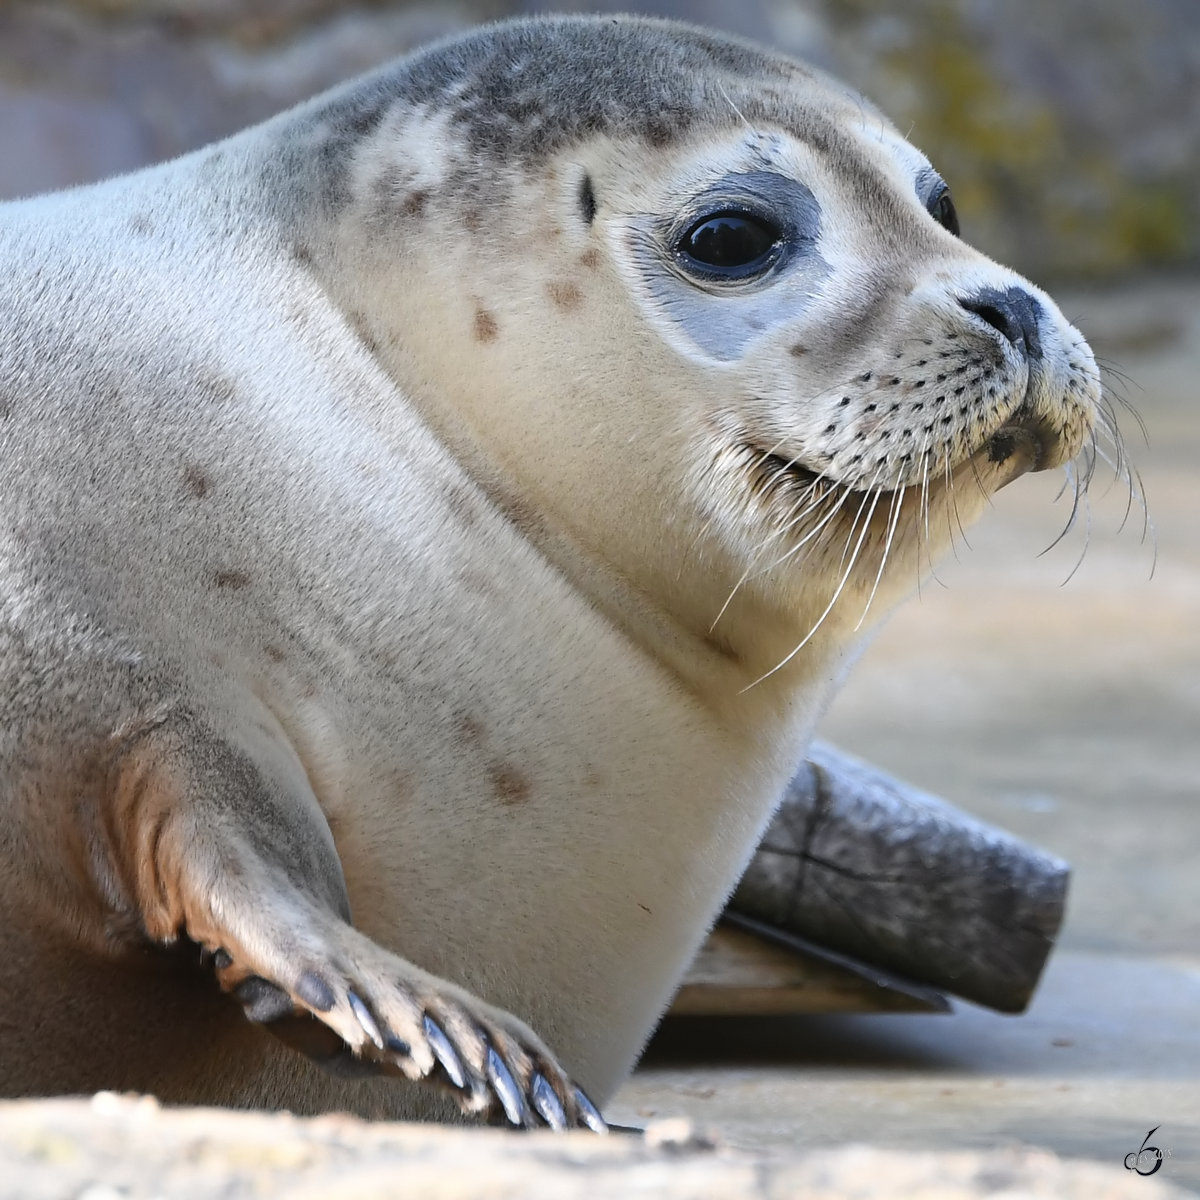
[0, 15, 1108, 1127]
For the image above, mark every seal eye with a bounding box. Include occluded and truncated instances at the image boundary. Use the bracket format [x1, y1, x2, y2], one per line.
[928, 186, 960, 236]
[676, 211, 782, 280]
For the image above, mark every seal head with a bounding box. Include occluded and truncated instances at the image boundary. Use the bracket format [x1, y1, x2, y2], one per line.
[300, 16, 1101, 686]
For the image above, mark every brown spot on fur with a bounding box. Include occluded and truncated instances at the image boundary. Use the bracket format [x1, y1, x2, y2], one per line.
[790, 343, 808, 357]
[463, 207, 483, 233]
[458, 567, 497, 601]
[263, 645, 286, 664]
[401, 190, 428, 218]
[213, 570, 251, 591]
[547, 281, 583, 310]
[495, 494, 542, 538]
[199, 371, 238, 406]
[369, 644, 398, 671]
[488, 762, 530, 806]
[183, 465, 210, 498]
[456, 713, 484, 746]
[348, 309, 379, 355]
[292, 243, 314, 266]
[473, 306, 499, 342]
[446, 485, 479, 530]
[579, 248, 601, 270]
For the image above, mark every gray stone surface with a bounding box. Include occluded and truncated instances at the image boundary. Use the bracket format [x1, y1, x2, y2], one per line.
[0, 1094, 1192, 1198]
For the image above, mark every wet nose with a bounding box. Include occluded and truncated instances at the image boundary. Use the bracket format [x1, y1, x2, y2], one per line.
[959, 286, 1043, 361]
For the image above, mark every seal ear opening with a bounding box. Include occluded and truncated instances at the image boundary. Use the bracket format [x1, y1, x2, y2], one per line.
[578, 173, 597, 225]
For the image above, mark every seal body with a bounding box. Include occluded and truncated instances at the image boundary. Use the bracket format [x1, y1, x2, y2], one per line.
[0, 16, 1101, 1123]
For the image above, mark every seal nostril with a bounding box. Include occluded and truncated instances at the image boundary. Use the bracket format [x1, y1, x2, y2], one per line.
[959, 286, 1043, 360]
[965, 303, 1009, 337]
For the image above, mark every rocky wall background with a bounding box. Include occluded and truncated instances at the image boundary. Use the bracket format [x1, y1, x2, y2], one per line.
[0, 0, 1196, 284]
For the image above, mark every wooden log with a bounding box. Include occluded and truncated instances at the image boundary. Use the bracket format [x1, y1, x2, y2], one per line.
[722, 742, 1069, 1014]
[671, 921, 949, 1016]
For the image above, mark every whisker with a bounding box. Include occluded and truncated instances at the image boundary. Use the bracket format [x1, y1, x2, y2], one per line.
[837, 474, 885, 569]
[916, 442, 951, 589]
[1041, 461, 1084, 556]
[709, 471, 838, 629]
[1057, 484, 1092, 586]
[742, 467, 885, 691]
[856, 476, 908, 631]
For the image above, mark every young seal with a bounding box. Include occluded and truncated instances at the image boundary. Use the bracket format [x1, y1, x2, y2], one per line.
[0, 15, 1106, 1128]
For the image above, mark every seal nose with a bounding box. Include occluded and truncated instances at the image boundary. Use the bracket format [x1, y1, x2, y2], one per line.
[959, 286, 1043, 361]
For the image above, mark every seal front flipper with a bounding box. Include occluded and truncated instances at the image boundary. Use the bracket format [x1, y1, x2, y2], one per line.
[102, 710, 603, 1132]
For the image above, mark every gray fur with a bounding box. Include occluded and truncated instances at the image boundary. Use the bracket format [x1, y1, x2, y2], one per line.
[263, 15, 884, 223]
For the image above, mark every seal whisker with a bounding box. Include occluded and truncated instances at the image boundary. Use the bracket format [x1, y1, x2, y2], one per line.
[837, 477, 884, 570]
[710, 451, 832, 629]
[715, 80, 756, 136]
[1056, 484, 1093, 586]
[1041, 461, 1085, 556]
[1094, 359, 1149, 442]
[941, 451, 965, 563]
[690, 435, 797, 577]
[855, 478, 908, 632]
[914, 440, 947, 589]
[742, 469, 886, 691]
[749, 477, 854, 580]
[1092, 437, 1155, 558]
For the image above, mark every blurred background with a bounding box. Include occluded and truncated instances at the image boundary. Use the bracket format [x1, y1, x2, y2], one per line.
[1, 0, 1198, 282]
[2, 0, 1197, 1184]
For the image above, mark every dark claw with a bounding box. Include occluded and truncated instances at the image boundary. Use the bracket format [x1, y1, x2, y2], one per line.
[574, 1087, 608, 1133]
[235, 976, 295, 1024]
[485, 1045, 525, 1127]
[423, 1014, 467, 1090]
[295, 970, 336, 1013]
[347, 990, 384, 1050]
[529, 1072, 568, 1131]
[384, 1032, 412, 1058]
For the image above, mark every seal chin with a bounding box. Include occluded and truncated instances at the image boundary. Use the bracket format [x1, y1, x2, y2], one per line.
[984, 411, 1056, 489]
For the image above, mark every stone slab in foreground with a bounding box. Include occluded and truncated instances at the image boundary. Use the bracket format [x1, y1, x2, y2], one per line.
[0, 1094, 1189, 1200]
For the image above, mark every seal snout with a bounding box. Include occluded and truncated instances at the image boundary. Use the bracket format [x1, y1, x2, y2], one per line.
[959, 286, 1043, 362]
[958, 286, 1098, 480]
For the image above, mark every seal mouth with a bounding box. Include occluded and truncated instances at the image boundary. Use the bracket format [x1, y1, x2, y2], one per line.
[745, 448, 830, 500]
[744, 408, 1058, 503]
[984, 409, 1056, 488]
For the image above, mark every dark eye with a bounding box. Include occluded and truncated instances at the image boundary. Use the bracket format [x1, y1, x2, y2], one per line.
[675, 211, 782, 280]
[928, 186, 960, 236]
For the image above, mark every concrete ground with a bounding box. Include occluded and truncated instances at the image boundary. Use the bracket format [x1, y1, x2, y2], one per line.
[611, 275, 1200, 1193]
